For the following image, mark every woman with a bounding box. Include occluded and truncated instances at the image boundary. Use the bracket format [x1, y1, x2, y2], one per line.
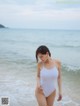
[35, 45, 62, 106]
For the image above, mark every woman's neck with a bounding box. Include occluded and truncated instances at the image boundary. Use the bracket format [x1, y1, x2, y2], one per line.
[45, 57, 52, 64]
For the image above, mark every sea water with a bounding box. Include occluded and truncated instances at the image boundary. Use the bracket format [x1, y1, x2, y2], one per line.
[0, 28, 80, 106]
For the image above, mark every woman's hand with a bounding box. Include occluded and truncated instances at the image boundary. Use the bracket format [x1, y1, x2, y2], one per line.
[57, 93, 62, 101]
[37, 83, 44, 94]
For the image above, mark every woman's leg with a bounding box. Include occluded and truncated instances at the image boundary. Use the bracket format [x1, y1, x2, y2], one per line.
[46, 90, 56, 106]
[35, 88, 48, 106]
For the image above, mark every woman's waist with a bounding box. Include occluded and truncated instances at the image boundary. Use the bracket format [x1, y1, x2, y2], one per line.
[40, 78, 57, 84]
[40, 80, 57, 87]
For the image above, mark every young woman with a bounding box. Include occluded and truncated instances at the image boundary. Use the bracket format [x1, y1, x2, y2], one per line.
[35, 45, 62, 106]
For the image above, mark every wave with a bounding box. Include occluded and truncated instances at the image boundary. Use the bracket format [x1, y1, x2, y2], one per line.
[62, 64, 80, 72]
[0, 56, 80, 73]
[49, 44, 80, 48]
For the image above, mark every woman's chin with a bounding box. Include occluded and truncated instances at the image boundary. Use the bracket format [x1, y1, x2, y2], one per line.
[42, 60, 47, 63]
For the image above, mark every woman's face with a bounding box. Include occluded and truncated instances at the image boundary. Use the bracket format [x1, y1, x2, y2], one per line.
[38, 53, 49, 62]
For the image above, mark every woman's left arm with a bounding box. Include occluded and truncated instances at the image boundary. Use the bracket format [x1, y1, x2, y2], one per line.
[57, 60, 62, 101]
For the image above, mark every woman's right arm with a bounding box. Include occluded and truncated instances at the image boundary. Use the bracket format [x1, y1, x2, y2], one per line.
[36, 63, 43, 94]
[36, 63, 41, 88]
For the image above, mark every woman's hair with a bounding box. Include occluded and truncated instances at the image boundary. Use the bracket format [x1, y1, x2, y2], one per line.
[36, 45, 51, 62]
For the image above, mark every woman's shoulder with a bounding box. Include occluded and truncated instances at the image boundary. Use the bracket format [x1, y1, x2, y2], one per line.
[55, 59, 61, 65]
[53, 59, 61, 70]
[37, 62, 43, 69]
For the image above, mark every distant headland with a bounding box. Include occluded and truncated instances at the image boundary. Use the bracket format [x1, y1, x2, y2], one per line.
[0, 24, 6, 28]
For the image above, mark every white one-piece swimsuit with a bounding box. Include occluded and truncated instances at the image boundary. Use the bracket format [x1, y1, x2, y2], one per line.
[40, 64, 59, 97]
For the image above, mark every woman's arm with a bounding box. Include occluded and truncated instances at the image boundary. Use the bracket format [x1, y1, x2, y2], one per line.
[57, 60, 62, 101]
[36, 63, 43, 94]
[36, 63, 41, 87]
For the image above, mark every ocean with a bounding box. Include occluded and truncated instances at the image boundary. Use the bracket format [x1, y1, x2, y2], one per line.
[0, 28, 80, 106]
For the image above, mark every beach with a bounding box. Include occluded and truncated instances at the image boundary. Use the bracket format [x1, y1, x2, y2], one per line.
[0, 28, 80, 106]
[0, 65, 80, 106]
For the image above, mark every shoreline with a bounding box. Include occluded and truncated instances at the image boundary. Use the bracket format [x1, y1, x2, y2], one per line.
[0, 79, 79, 106]
[0, 64, 80, 106]
[0, 65, 80, 106]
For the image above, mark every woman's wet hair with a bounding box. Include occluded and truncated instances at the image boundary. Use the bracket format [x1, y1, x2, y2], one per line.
[36, 45, 51, 62]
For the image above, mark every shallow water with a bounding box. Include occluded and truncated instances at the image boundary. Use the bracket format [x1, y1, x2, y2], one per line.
[0, 28, 80, 105]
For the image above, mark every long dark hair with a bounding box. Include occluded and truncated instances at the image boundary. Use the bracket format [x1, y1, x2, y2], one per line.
[36, 45, 51, 62]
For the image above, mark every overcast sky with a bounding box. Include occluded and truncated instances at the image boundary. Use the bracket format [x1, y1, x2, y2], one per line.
[0, 0, 80, 29]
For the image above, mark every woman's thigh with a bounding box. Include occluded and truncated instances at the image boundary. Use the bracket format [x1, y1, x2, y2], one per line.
[46, 90, 56, 106]
[35, 88, 48, 106]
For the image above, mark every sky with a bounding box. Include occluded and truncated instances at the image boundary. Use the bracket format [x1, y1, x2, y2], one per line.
[0, 0, 80, 29]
